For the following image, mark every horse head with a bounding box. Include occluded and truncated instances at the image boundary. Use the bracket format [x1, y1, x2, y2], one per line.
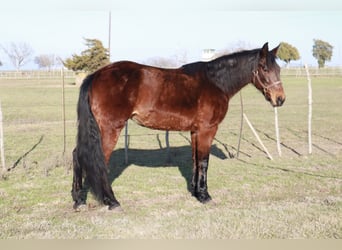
[252, 43, 286, 107]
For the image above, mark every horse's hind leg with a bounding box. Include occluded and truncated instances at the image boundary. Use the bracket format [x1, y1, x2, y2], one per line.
[71, 148, 86, 209]
[98, 119, 127, 210]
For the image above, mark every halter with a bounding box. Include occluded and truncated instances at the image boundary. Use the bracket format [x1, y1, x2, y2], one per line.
[252, 70, 282, 94]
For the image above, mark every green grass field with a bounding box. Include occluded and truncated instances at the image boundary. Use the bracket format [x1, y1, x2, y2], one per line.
[0, 75, 341, 239]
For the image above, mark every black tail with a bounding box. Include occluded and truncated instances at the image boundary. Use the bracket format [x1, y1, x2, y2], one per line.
[75, 74, 118, 207]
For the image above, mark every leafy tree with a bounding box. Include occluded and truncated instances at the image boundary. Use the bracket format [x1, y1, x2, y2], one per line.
[1, 42, 33, 71]
[64, 38, 109, 73]
[34, 54, 56, 71]
[312, 39, 333, 68]
[277, 42, 300, 67]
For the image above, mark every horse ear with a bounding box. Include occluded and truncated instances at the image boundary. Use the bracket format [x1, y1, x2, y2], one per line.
[260, 42, 269, 58]
[271, 44, 280, 56]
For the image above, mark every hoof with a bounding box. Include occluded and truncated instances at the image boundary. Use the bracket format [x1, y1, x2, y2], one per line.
[73, 203, 87, 212]
[108, 200, 121, 211]
[73, 199, 86, 209]
[195, 192, 212, 204]
[103, 197, 121, 211]
[108, 204, 123, 212]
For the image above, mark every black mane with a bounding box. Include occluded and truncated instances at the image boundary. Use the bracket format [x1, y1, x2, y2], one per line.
[205, 49, 260, 94]
[181, 61, 206, 75]
[180, 47, 279, 95]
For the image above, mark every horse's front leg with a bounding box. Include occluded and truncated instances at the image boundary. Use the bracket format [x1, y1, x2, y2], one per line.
[190, 126, 218, 203]
[195, 156, 211, 203]
[190, 131, 198, 193]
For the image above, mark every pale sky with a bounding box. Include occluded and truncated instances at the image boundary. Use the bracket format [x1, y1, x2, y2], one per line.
[1, 0, 342, 70]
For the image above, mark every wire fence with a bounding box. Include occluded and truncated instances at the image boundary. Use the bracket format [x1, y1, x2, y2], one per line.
[281, 66, 342, 77]
[0, 69, 76, 80]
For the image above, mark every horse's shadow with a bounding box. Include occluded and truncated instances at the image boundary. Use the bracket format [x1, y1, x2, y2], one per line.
[107, 144, 228, 194]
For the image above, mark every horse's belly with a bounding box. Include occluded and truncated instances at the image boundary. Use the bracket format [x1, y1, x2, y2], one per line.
[131, 110, 194, 131]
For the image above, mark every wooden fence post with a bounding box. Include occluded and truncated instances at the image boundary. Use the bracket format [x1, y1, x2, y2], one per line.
[61, 67, 66, 155]
[165, 131, 170, 163]
[236, 91, 244, 159]
[0, 100, 6, 171]
[305, 64, 313, 154]
[274, 107, 282, 157]
[124, 121, 128, 164]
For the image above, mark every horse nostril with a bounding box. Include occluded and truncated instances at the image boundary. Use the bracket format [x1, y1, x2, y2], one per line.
[277, 96, 285, 106]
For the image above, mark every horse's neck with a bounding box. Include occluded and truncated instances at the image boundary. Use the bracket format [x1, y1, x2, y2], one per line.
[206, 53, 257, 97]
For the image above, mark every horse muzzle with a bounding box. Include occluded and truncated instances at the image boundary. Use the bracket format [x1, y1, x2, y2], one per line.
[269, 94, 285, 107]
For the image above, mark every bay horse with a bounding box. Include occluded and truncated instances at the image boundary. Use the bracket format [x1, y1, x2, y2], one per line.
[72, 42, 285, 210]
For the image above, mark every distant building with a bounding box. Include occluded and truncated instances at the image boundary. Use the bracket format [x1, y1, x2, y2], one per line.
[202, 49, 216, 61]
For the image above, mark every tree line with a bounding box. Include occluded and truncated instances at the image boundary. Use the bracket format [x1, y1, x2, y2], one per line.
[0, 39, 109, 72]
[278, 39, 333, 68]
[0, 42, 61, 71]
[0, 38, 335, 72]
